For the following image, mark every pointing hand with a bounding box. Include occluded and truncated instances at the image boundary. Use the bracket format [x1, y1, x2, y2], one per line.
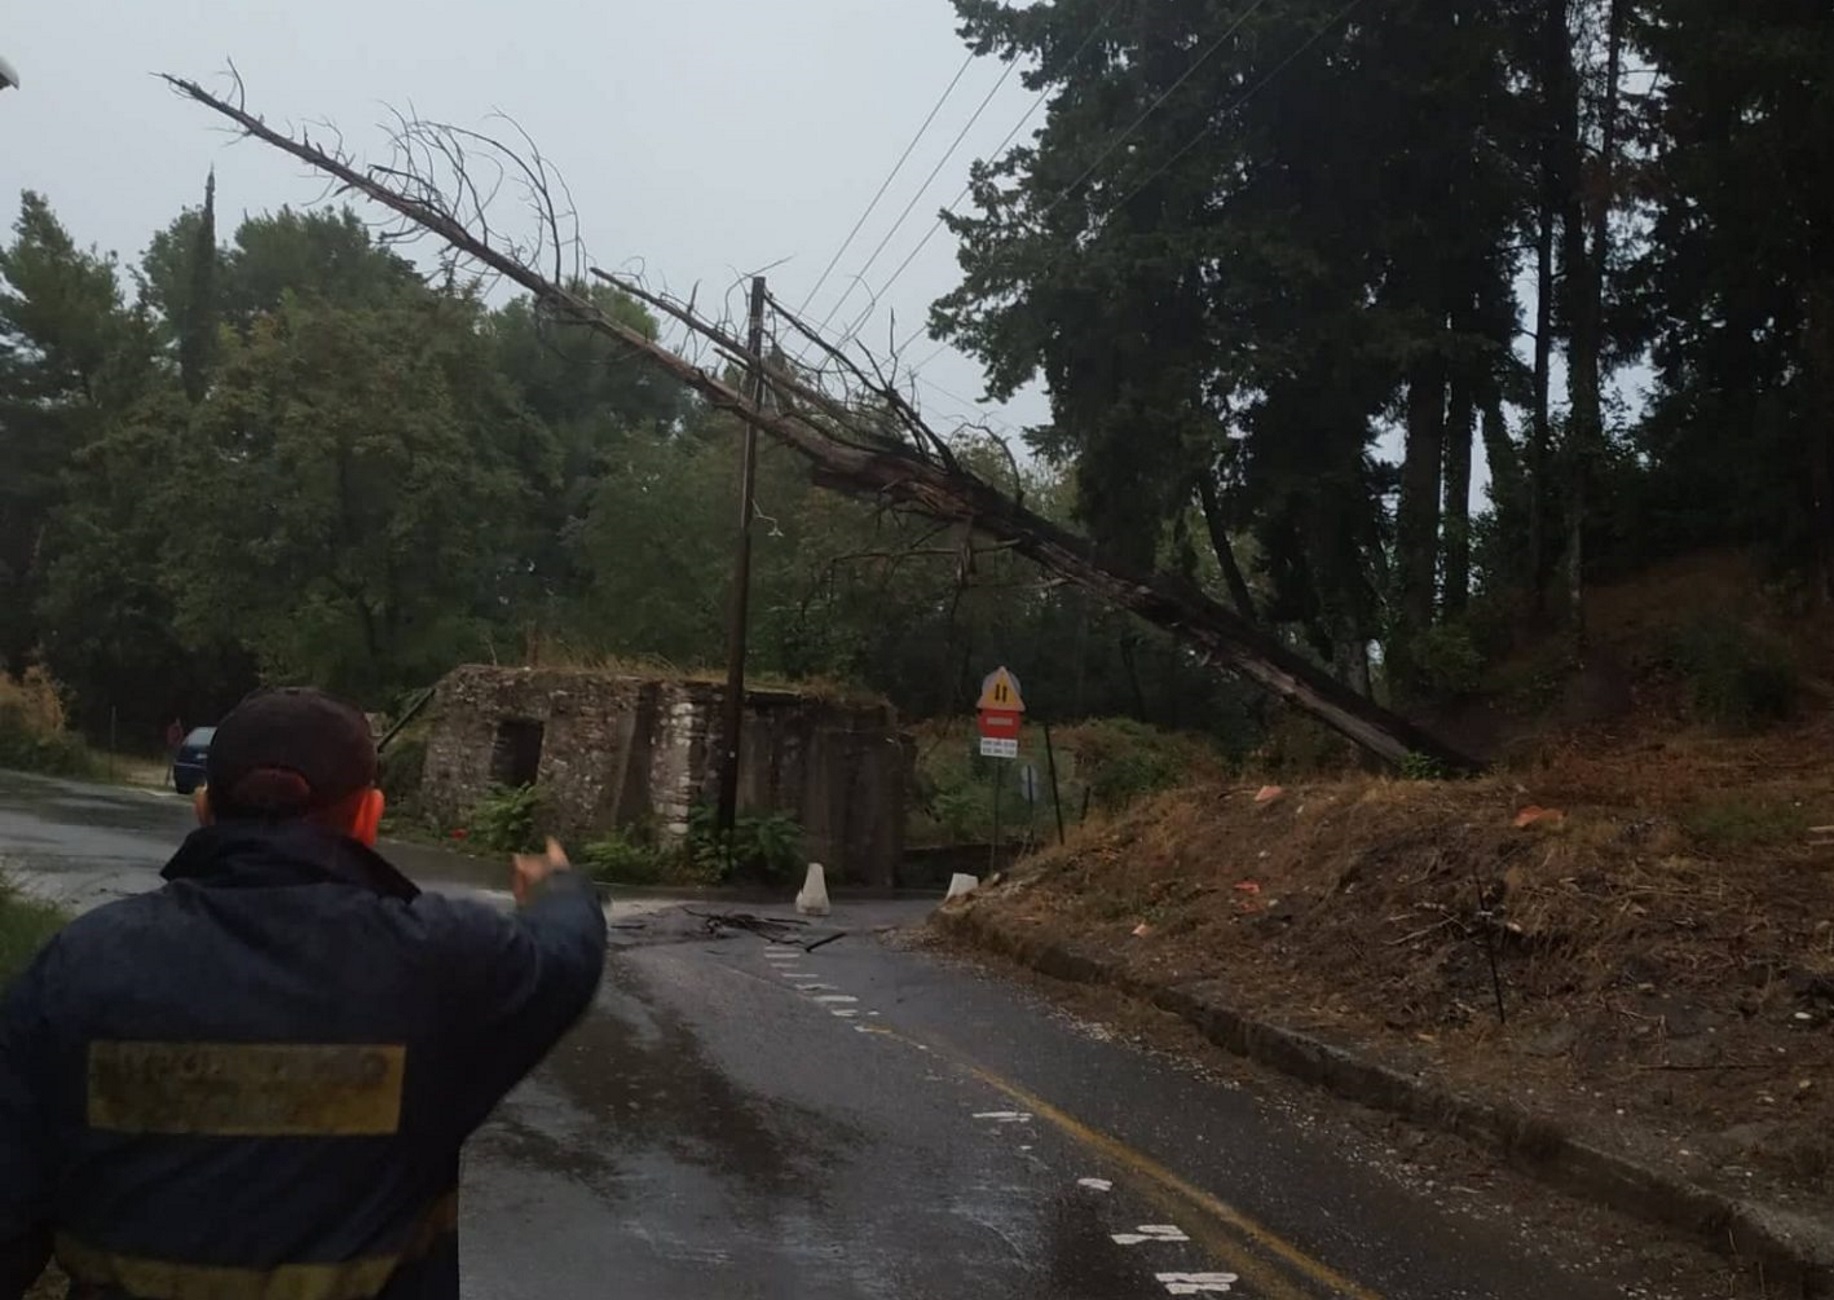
[511, 837, 571, 905]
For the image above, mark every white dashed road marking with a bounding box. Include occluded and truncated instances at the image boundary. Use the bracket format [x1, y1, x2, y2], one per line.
[1156, 1273, 1239, 1295]
[1113, 1225, 1191, 1246]
[788, 969, 1231, 1295]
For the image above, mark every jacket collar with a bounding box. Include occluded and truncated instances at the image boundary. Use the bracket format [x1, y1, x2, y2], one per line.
[162, 821, 421, 902]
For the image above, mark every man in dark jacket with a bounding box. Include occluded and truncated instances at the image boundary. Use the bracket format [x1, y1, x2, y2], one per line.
[0, 688, 607, 1299]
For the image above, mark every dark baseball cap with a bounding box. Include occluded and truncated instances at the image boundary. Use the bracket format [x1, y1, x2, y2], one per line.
[206, 687, 378, 818]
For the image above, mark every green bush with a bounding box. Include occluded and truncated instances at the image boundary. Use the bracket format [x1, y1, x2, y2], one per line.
[932, 787, 984, 843]
[580, 829, 676, 886]
[1667, 618, 1799, 732]
[470, 784, 543, 853]
[0, 722, 98, 779]
[1073, 718, 1191, 811]
[377, 736, 427, 806]
[1410, 621, 1487, 697]
[0, 669, 98, 779]
[1398, 751, 1450, 781]
[1682, 797, 1809, 849]
[0, 878, 65, 987]
[685, 804, 805, 884]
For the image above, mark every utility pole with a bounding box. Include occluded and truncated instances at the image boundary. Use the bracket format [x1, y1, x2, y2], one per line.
[716, 276, 769, 844]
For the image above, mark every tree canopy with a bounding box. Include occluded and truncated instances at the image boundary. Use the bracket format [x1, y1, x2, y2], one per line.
[933, 0, 1834, 701]
[0, 187, 1259, 749]
[4, 0, 1829, 759]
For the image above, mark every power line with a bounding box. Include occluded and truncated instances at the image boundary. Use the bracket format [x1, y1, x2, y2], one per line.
[1107, 0, 1368, 216]
[794, 49, 978, 318]
[903, 0, 1368, 379]
[1033, 0, 1273, 224]
[879, 0, 1255, 357]
[812, 56, 1024, 335]
[840, 1, 1128, 355]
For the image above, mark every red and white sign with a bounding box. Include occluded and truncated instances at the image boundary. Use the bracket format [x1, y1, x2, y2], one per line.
[976, 667, 1025, 760]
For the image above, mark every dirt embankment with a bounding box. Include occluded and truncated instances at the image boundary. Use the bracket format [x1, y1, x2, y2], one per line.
[967, 721, 1834, 1214]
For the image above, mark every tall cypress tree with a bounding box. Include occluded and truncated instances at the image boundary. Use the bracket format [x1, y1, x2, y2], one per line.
[177, 169, 218, 405]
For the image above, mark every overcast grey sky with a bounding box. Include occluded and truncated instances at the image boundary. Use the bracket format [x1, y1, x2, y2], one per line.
[1, 0, 1046, 431]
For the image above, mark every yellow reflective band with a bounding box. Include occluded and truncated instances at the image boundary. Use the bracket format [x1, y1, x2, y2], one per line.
[88, 1042, 406, 1137]
[56, 1191, 458, 1300]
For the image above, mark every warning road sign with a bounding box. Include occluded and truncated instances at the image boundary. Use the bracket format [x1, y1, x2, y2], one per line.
[977, 666, 1026, 759]
[976, 667, 1025, 713]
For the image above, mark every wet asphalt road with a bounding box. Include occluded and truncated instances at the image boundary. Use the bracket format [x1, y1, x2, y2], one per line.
[0, 771, 1631, 1300]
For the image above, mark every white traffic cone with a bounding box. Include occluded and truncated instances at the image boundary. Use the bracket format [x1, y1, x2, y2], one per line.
[796, 862, 831, 917]
[943, 873, 980, 904]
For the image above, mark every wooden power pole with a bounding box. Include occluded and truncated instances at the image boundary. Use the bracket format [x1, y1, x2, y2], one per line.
[716, 277, 769, 843]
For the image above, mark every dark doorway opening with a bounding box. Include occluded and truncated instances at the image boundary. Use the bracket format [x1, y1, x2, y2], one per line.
[490, 718, 545, 788]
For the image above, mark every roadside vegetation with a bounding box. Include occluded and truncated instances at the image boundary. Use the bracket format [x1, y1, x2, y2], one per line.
[0, 669, 97, 779]
[580, 807, 805, 888]
[908, 718, 1229, 849]
[0, 874, 64, 988]
[963, 556, 1834, 1212]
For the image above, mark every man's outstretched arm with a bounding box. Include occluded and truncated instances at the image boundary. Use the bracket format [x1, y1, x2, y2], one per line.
[428, 839, 608, 1137]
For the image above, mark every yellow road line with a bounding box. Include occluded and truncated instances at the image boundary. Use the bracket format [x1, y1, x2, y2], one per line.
[741, 955, 1383, 1297]
[856, 1018, 1382, 1300]
[963, 1062, 1384, 1300]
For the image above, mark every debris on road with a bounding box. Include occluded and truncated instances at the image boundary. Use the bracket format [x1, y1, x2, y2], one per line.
[682, 908, 850, 954]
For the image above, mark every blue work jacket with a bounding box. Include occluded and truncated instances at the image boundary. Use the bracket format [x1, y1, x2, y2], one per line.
[0, 821, 607, 1299]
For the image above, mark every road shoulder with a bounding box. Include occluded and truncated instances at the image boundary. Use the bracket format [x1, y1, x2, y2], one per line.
[937, 897, 1834, 1297]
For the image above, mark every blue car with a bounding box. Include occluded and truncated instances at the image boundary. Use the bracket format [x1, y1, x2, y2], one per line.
[171, 726, 215, 795]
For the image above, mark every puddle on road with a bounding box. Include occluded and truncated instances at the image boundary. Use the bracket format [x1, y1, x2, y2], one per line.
[0, 772, 193, 835]
[486, 952, 855, 1214]
[1023, 1189, 1144, 1300]
[560, 957, 853, 1195]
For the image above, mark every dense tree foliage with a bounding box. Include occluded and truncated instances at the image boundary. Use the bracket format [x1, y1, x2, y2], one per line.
[935, 0, 1833, 701]
[0, 191, 1257, 749]
[3, 1, 1825, 752]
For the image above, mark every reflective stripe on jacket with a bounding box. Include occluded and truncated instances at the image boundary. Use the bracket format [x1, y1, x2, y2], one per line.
[0, 821, 608, 1300]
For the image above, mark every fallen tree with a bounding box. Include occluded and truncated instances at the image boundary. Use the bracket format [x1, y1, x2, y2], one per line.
[162, 74, 1479, 773]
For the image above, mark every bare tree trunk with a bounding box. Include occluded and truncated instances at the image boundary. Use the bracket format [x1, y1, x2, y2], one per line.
[162, 75, 1484, 775]
[1561, 0, 1624, 649]
[1531, 169, 1556, 611]
[1805, 283, 1834, 601]
[1394, 352, 1448, 693]
[1334, 635, 1373, 700]
[1195, 473, 1258, 623]
[1442, 376, 1475, 615]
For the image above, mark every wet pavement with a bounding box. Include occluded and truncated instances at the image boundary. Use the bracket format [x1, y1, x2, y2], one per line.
[1, 771, 1644, 1298]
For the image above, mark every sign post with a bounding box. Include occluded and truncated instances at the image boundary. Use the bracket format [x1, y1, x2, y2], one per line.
[976, 667, 1025, 760]
[976, 668, 1026, 871]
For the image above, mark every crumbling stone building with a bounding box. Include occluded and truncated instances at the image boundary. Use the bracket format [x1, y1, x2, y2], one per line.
[418, 666, 908, 886]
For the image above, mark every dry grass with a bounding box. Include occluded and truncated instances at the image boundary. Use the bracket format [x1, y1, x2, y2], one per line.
[0, 667, 69, 735]
[980, 731, 1834, 1203]
[959, 551, 1834, 1203]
